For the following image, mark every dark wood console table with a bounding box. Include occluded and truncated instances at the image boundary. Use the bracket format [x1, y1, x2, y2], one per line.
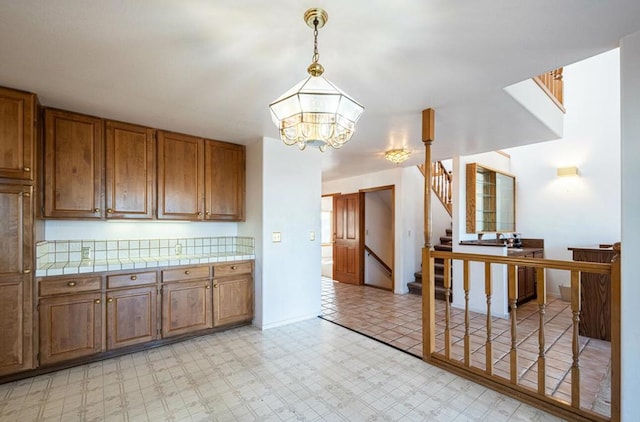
[568, 245, 616, 341]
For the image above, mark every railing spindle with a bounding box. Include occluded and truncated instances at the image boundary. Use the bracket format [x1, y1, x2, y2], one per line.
[537, 267, 547, 395]
[444, 258, 452, 359]
[485, 262, 493, 375]
[464, 260, 471, 366]
[571, 269, 581, 408]
[508, 264, 518, 384]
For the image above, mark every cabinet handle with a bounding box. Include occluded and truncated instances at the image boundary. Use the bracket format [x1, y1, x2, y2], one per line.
[107, 208, 113, 213]
[205, 285, 211, 289]
[68, 281, 76, 287]
[185, 270, 190, 275]
[93, 208, 100, 213]
[206, 211, 211, 216]
[107, 298, 113, 303]
[131, 275, 137, 280]
[95, 299, 101, 304]
[24, 166, 31, 172]
[23, 269, 31, 274]
[231, 266, 237, 270]
[213, 284, 218, 288]
[23, 192, 31, 197]
[197, 212, 203, 216]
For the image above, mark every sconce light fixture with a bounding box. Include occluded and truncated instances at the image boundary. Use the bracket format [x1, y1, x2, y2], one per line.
[384, 149, 411, 164]
[557, 166, 578, 177]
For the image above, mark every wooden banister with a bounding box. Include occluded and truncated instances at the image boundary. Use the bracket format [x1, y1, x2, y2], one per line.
[364, 244, 392, 276]
[533, 68, 565, 113]
[418, 160, 453, 217]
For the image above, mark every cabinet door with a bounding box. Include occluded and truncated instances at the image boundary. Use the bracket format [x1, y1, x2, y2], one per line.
[162, 280, 212, 337]
[0, 87, 36, 181]
[105, 121, 155, 219]
[204, 140, 245, 221]
[157, 131, 203, 220]
[39, 292, 103, 365]
[0, 280, 33, 375]
[107, 287, 157, 349]
[0, 184, 33, 277]
[44, 109, 104, 218]
[213, 275, 253, 327]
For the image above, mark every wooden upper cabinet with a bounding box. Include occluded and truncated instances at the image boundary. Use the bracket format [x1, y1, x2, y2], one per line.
[0, 184, 33, 278]
[105, 121, 155, 219]
[0, 87, 36, 181]
[44, 109, 104, 219]
[204, 140, 245, 221]
[157, 131, 203, 220]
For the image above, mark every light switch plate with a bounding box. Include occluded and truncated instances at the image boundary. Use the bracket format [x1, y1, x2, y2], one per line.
[272, 232, 281, 242]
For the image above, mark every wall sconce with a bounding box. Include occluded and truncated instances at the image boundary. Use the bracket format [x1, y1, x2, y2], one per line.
[557, 166, 578, 177]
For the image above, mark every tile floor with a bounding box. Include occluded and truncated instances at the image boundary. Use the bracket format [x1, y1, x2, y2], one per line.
[319, 277, 611, 418]
[0, 319, 563, 421]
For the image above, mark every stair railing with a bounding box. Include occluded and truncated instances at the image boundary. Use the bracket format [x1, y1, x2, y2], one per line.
[364, 244, 392, 277]
[533, 68, 565, 113]
[419, 161, 453, 217]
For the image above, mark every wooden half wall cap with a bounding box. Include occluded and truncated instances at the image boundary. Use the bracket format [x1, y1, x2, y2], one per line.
[422, 108, 435, 143]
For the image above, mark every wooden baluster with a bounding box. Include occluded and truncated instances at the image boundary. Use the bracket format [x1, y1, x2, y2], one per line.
[485, 262, 493, 375]
[464, 260, 471, 366]
[508, 264, 518, 384]
[571, 269, 581, 408]
[537, 267, 547, 395]
[444, 258, 452, 359]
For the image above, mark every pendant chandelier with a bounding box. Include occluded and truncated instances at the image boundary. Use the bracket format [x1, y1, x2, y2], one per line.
[269, 8, 364, 152]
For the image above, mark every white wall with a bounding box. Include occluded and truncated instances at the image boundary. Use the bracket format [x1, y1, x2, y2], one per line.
[504, 48, 621, 296]
[239, 137, 322, 329]
[620, 30, 640, 421]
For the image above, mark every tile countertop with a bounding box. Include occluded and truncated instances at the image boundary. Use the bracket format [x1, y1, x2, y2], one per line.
[36, 252, 256, 277]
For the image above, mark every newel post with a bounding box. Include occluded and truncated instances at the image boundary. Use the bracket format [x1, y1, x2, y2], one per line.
[422, 108, 436, 360]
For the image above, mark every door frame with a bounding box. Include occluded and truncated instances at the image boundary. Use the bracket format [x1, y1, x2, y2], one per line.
[360, 185, 395, 292]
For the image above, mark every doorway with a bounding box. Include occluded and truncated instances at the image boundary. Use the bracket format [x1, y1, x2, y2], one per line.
[362, 186, 394, 290]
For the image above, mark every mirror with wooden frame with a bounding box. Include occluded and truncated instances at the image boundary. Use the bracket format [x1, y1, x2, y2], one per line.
[466, 163, 515, 233]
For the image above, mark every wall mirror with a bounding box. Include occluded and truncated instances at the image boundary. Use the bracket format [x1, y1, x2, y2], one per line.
[466, 163, 515, 233]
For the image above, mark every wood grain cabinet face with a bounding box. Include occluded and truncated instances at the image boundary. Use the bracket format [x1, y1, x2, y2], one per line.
[107, 286, 157, 349]
[161, 280, 212, 337]
[0, 87, 36, 181]
[105, 121, 155, 219]
[39, 292, 103, 366]
[213, 275, 253, 327]
[44, 109, 104, 218]
[157, 131, 203, 220]
[0, 184, 33, 376]
[204, 141, 245, 221]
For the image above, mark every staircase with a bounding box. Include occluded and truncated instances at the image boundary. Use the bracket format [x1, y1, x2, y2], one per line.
[408, 228, 452, 300]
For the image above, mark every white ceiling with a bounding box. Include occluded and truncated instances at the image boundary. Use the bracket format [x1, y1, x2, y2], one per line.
[1, 1, 639, 180]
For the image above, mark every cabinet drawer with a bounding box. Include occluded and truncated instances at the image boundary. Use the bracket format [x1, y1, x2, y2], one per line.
[213, 261, 253, 277]
[108, 271, 157, 289]
[39, 276, 102, 297]
[162, 266, 210, 283]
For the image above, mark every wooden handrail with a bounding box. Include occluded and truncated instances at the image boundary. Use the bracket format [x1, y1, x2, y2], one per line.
[422, 247, 620, 422]
[364, 244, 392, 276]
[533, 68, 565, 113]
[418, 160, 453, 217]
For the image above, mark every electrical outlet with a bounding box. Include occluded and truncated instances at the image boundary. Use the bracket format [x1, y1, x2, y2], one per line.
[309, 231, 315, 241]
[272, 232, 281, 243]
[175, 243, 183, 255]
[81, 246, 91, 260]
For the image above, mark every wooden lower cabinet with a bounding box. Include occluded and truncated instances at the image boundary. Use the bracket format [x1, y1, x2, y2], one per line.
[516, 250, 543, 306]
[39, 292, 103, 366]
[107, 286, 157, 349]
[0, 279, 32, 376]
[162, 280, 212, 337]
[213, 275, 253, 327]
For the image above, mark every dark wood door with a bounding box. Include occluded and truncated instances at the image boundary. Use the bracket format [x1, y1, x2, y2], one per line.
[213, 275, 253, 327]
[161, 280, 212, 337]
[44, 109, 104, 218]
[105, 121, 155, 219]
[157, 131, 204, 220]
[0, 87, 36, 181]
[39, 292, 103, 365]
[107, 286, 157, 349]
[0, 183, 34, 375]
[204, 140, 245, 221]
[333, 193, 362, 285]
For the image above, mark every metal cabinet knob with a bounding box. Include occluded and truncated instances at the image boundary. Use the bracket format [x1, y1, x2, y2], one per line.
[131, 275, 137, 280]
[197, 212, 203, 216]
[68, 281, 76, 287]
[93, 208, 100, 213]
[185, 270, 190, 275]
[24, 167, 31, 172]
[205, 285, 211, 289]
[213, 284, 219, 288]
[231, 266, 237, 270]
[205, 211, 211, 216]
[95, 299, 101, 304]
[23, 192, 31, 197]
[23, 269, 31, 274]
[107, 298, 113, 303]
[107, 208, 113, 213]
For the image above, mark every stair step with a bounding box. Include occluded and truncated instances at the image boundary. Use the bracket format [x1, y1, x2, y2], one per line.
[434, 244, 452, 252]
[446, 228, 452, 236]
[440, 236, 452, 245]
[408, 281, 422, 295]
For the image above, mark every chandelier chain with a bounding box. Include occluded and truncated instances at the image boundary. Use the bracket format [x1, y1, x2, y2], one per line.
[312, 18, 320, 64]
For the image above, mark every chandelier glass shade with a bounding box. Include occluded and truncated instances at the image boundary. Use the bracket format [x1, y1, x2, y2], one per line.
[384, 149, 411, 164]
[269, 8, 364, 152]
